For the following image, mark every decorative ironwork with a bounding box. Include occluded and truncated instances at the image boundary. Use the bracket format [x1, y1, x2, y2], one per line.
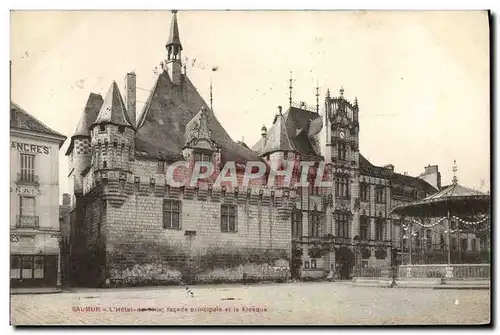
[16, 173, 39, 186]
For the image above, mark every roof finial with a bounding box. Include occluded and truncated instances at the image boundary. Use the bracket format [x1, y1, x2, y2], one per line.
[452, 159, 458, 185]
[315, 81, 320, 114]
[278, 105, 283, 115]
[210, 78, 213, 111]
[340, 86, 344, 98]
[326, 88, 331, 99]
[354, 96, 358, 108]
[289, 71, 293, 108]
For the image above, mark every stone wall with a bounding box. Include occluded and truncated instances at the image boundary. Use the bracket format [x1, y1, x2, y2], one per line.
[103, 191, 292, 285]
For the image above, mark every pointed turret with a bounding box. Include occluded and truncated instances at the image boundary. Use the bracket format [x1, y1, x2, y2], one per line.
[165, 10, 183, 86]
[93, 81, 133, 128]
[72, 93, 104, 138]
[261, 106, 295, 156]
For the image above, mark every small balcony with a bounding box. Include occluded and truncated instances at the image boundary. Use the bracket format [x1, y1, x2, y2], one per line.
[16, 215, 39, 229]
[16, 173, 39, 186]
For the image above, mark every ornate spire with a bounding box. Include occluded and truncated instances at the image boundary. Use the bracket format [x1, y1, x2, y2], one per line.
[315, 82, 320, 113]
[289, 71, 293, 107]
[452, 160, 458, 185]
[166, 10, 182, 52]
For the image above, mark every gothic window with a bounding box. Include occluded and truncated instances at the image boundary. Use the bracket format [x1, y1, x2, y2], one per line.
[335, 213, 349, 238]
[163, 199, 181, 229]
[360, 183, 369, 201]
[360, 216, 369, 240]
[335, 177, 349, 199]
[309, 213, 321, 238]
[221, 204, 237, 232]
[337, 142, 347, 161]
[375, 186, 385, 203]
[291, 210, 302, 238]
[375, 218, 385, 241]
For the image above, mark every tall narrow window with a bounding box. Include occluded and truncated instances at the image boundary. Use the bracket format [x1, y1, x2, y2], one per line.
[158, 160, 165, 173]
[375, 187, 385, 203]
[34, 256, 44, 279]
[221, 204, 237, 232]
[360, 216, 369, 240]
[336, 214, 349, 238]
[20, 154, 35, 182]
[360, 183, 369, 201]
[163, 200, 181, 229]
[309, 213, 321, 238]
[337, 142, 347, 161]
[471, 239, 477, 252]
[375, 218, 385, 241]
[21, 256, 33, 279]
[291, 210, 302, 238]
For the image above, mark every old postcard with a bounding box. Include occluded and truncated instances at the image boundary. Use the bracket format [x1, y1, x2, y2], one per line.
[9, 10, 490, 325]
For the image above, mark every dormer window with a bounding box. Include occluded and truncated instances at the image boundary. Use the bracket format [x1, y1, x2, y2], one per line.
[99, 124, 106, 132]
[194, 152, 211, 162]
[118, 125, 125, 133]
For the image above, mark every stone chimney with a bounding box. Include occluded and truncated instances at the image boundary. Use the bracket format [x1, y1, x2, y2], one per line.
[124, 72, 136, 128]
[384, 164, 394, 172]
[419, 164, 441, 190]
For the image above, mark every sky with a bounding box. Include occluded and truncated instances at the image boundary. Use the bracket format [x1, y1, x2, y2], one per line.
[9, 10, 490, 198]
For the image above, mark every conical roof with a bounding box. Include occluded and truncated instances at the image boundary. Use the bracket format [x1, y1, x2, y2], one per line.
[93, 81, 132, 127]
[72, 93, 104, 137]
[261, 111, 295, 156]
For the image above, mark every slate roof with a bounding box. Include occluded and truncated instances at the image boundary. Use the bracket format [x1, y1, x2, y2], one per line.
[261, 112, 295, 155]
[359, 154, 437, 193]
[135, 70, 263, 164]
[72, 93, 104, 137]
[10, 101, 67, 145]
[93, 82, 133, 128]
[253, 106, 322, 159]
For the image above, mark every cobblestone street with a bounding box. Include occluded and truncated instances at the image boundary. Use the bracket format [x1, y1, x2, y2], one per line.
[10, 282, 490, 325]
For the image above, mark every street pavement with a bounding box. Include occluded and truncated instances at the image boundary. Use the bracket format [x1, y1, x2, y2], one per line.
[10, 282, 491, 325]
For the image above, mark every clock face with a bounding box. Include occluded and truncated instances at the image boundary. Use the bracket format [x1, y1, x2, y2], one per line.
[339, 130, 346, 139]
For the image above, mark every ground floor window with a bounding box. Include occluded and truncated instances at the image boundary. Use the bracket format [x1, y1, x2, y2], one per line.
[311, 259, 317, 269]
[11, 255, 48, 280]
[10, 256, 20, 279]
[21, 256, 33, 279]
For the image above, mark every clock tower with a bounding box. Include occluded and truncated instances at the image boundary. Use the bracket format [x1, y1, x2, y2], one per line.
[324, 87, 360, 271]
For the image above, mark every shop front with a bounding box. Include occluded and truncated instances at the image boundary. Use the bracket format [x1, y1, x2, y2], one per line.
[10, 254, 58, 288]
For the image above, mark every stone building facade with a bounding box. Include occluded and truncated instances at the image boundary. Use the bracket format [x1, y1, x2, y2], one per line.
[10, 102, 66, 288]
[66, 11, 481, 287]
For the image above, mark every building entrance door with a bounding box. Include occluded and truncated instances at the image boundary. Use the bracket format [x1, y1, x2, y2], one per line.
[335, 247, 354, 279]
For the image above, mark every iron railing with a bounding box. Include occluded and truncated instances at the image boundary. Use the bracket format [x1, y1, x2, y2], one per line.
[16, 172, 39, 185]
